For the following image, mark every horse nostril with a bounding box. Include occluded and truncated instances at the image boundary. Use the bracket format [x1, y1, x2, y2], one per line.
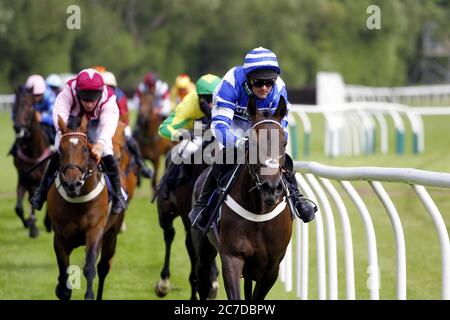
[76, 181, 83, 187]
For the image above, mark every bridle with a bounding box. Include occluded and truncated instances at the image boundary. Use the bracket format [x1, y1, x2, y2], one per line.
[245, 119, 285, 192]
[59, 132, 93, 185]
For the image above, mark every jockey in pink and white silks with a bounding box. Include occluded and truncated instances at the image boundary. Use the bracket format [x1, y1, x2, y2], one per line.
[189, 47, 317, 230]
[31, 68, 127, 215]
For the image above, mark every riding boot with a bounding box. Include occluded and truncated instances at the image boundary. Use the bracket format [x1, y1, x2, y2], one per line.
[126, 136, 154, 179]
[189, 163, 221, 230]
[283, 153, 317, 223]
[31, 153, 60, 210]
[102, 155, 127, 215]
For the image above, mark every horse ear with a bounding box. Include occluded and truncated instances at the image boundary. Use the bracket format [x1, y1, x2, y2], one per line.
[79, 115, 88, 133]
[57, 115, 67, 134]
[247, 95, 262, 122]
[273, 95, 288, 122]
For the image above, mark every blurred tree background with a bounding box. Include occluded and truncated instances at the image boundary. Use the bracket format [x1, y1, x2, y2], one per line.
[0, 0, 449, 92]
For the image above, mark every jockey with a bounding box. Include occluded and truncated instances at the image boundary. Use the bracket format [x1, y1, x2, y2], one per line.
[189, 47, 317, 229]
[46, 74, 64, 96]
[157, 74, 222, 199]
[133, 72, 171, 118]
[169, 73, 196, 109]
[25, 74, 57, 145]
[31, 68, 127, 215]
[101, 70, 154, 179]
[9, 74, 57, 156]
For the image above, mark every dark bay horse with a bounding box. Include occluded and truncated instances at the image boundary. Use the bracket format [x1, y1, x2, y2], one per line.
[48, 115, 124, 300]
[154, 151, 219, 299]
[192, 96, 293, 300]
[11, 87, 52, 238]
[133, 92, 173, 194]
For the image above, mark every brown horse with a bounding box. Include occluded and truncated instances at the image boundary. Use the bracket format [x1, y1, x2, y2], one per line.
[192, 96, 292, 300]
[154, 151, 219, 299]
[48, 115, 124, 300]
[112, 121, 138, 232]
[133, 92, 172, 194]
[11, 86, 52, 238]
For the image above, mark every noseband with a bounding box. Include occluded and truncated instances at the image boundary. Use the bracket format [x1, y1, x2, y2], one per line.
[59, 132, 93, 184]
[246, 119, 284, 192]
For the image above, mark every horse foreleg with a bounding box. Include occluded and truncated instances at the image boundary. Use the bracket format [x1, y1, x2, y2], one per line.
[252, 267, 279, 300]
[192, 229, 217, 300]
[15, 184, 27, 228]
[97, 221, 120, 300]
[221, 254, 245, 300]
[244, 276, 253, 301]
[28, 205, 39, 238]
[53, 235, 73, 300]
[184, 227, 198, 300]
[208, 259, 220, 300]
[84, 226, 103, 300]
[151, 156, 160, 196]
[44, 210, 52, 233]
[155, 213, 175, 298]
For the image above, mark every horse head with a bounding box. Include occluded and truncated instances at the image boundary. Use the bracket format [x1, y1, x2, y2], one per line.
[246, 95, 288, 206]
[138, 92, 156, 123]
[57, 115, 93, 197]
[12, 86, 38, 141]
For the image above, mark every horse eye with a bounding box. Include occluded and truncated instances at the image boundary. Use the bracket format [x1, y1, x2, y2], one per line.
[83, 146, 88, 153]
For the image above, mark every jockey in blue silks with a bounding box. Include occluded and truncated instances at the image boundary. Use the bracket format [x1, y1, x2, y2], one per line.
[189, 47, 317, 230]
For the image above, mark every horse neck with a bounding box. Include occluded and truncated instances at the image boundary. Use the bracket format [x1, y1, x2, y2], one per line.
[25, 117, 48, 157]
[230, 166, 267, 213]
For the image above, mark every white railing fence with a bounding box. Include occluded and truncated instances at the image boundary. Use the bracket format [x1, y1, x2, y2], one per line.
[346, 84, 450, 106]
[0, 94, 14, 112]
[279, 161, 450, 300]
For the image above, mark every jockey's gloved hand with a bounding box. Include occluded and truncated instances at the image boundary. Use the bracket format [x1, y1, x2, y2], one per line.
[91, 141, 105, 162]
[234, 137, 248, 150]
[179, 138, 201, 160]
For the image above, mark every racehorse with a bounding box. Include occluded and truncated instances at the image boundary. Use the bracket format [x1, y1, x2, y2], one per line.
[154, 151, 219, 299]
[11, 86, 52, 238]
[47, 115, 124, 300]
[112, 121, 138, 232]
[192, 95, 293, 300]
[133, 92, 172, 195]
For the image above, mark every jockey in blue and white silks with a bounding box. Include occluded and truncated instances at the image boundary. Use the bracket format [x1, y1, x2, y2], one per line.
[211, 47, 289, 148]
[189, 47, 317, 230]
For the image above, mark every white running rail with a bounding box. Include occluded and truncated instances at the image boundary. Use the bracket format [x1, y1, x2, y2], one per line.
[279, 161, 450, 300]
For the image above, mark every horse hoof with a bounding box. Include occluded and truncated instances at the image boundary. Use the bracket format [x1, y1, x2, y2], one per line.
[85, 292, 95, 300]
[208, 280, 219, 300]
[55, 284, 71, 300]
[23, 218, 30, 228]
[29, 224, 39, 238]
[154, 278, 170, 297]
